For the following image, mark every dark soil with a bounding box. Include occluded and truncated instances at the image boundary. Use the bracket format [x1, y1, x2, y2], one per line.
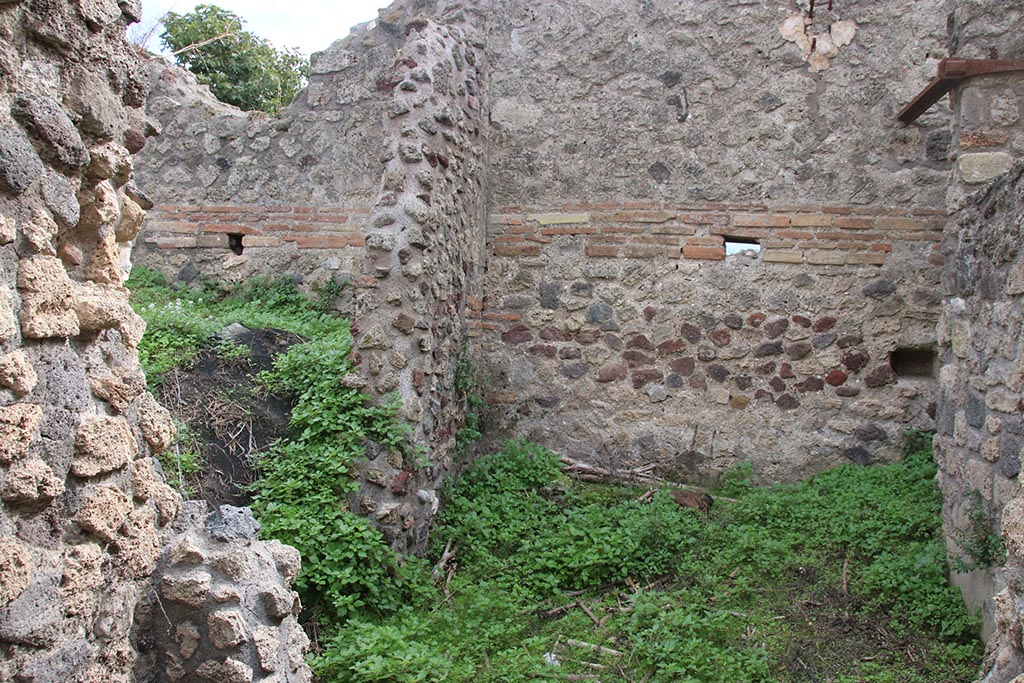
[155, 326, 300, 507]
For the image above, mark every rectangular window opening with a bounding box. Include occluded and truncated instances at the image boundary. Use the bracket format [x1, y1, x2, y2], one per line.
[890, 346, 937, 378]
[724, 236, 762, 256]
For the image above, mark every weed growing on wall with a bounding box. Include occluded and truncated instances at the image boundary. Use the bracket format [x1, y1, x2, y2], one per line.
[953, 489, 1006, 571]
[315, 436, 980, 683]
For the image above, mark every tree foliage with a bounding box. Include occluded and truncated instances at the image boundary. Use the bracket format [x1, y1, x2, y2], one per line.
[160, 4, 308, 115]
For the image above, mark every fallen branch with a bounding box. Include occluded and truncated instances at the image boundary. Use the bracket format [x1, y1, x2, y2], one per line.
[559, 456, 738, 503]
[578, 601, 602, 627]
[564, 639, 624, 658]
[431, 539, 456, 583]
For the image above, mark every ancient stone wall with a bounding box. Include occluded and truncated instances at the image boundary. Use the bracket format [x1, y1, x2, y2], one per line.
[469, 0, 953, 481]
[931, 3, 1024, 678]
[938, 160, 1024, 683]
[477, 202, 943, 481]
[135, 2, 489, 552]
[0, 1, 308, 681]
[134, 0, 953, 488]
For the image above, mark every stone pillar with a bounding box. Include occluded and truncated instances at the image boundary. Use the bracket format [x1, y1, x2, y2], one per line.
[946, 3, 1024, 207]
[936, 3, 1024, 680]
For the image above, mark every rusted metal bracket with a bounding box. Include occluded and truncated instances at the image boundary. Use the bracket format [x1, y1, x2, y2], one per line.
[898, 58, 1024, 124]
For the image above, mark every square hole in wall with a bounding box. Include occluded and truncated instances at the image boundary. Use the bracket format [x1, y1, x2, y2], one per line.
[890, 345, 937, 378]
[724, 237, 762, 256]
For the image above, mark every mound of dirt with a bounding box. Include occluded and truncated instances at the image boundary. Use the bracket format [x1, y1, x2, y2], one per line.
[155, 325, 300, 506]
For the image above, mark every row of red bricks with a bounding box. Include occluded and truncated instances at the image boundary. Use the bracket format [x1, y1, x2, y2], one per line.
[143, 204, 371, 250]
[488, 206, 946, 263]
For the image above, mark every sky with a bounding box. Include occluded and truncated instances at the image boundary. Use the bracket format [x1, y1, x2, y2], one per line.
[131, 0, 388, 57]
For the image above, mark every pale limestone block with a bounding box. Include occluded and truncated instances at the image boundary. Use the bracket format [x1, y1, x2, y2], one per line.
[0, 350, 38, 396]
[138, 392, 175, 453]
[17, 255, 79, 338]
[1004, 496, 1024, 558]
[86, 230, 123, 284]
[177, 621, 200, 660]
[116, 504, 161, 577]
[0, 535, 33, 608]
[265, 540, 301, 585]
[89, 365, 147, 412]
[60, 542, 103, 616]
[19, 210, 58, 255]
[76, 484, 132, 542]
[74, 281, 133, 331]
[208, 609, 250, 649]
[0, 403, 43, 463]
[830, 20, 857, 47]
[212, 549, 252, 580]
[959, 152, 1013, 184]
[161, 570, 212, 607]
[779, 14, 806, 41]
[72, 415, 136, 477]
[116, 196, 145, 242]
[260, 585, 296, 619]
[0, 214, 15, 244]
[253, 626, 280, 672]
[196, 658, 253, 683]
[1, 457, 64, 503]
[0, 286, 16, 342]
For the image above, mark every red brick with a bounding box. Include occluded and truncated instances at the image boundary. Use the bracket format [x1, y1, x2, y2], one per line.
[244, 236, 283, 247]
[816, 231, 879, 242]
[686, 236, 724, 247]
[313, 214, 350, 223]
[283, 236, 352, 249]
[196, 234, 229, 248]
[494, 244, 542, 257]
[731, 213, 791, 228]
[709, 225, 771, 237]
[148, 236, 196, 248]
[875, 217, 927, 231]
[624, 244, 669, 258]
[649, 224, 697, 236]
[348, 235, 365, 247]
[585, 244, 620, 258]
[201, 223, 259, 234]
[844, 252, 887, 265]
[774, 230, 814, 240]
[151, 221, 199, 234]
[833, 217, 875, 229]
[683, 245, 725, 260]
[539, 226, 598, 235]
[600, 225, 646, 234]
[199, 204, 245, 213]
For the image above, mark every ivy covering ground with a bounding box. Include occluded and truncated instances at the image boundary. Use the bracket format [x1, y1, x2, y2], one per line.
[126, 269, 981, 682]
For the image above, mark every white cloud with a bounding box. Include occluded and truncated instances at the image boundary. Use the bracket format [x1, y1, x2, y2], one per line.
[134, 0, 385, 56]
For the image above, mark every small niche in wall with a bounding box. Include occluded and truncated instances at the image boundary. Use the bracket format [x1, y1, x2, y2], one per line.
[724, 236, 762, 257]
[228, 233, 244, 255]
[890, 345, 937, 378]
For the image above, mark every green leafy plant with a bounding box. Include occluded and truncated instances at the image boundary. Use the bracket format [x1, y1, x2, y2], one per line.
[313, 437, 981, 683]
[161, 4, 308, 115]
[159, 419, 204, 494]
[250, 331, 427, 621]
[453, 353, 485, 454]
[953, 489, 1006, 572]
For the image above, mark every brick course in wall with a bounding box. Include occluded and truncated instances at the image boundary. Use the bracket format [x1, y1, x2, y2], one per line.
[142, 203, 370, 251]
[475, 201, 943, 484]
[485, 203, 944, 266]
